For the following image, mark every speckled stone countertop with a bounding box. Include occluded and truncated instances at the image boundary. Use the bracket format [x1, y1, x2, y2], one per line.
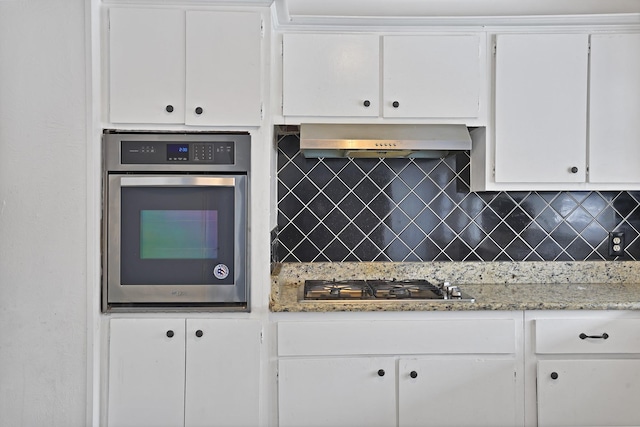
[270, 261, 640, 312]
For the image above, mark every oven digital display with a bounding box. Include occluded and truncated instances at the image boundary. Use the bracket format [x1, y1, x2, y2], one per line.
[140, 210, 218, 259]
[167, 144, 189, 161]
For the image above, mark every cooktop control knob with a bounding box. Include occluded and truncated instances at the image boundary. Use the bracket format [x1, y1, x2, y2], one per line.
[441, 282, 462, 299]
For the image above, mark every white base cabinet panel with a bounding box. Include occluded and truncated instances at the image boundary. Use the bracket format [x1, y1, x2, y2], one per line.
[278, 357, 396, 427]
[399, 358, 518, 427]
[108, 319, 186, 427]
[277, 316, 522, 427]
[107, 318, 261, 427]
[526, 312, 640, 427]
[537, 359, 640, 427]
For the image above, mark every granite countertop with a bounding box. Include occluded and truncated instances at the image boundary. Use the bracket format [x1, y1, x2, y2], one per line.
[270, 261, 640, 312]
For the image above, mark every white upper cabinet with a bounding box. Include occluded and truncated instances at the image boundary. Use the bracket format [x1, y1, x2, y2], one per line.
[383, 35, 481, 119]
[473, 31, 640, 191]
[282, 33, 380, 117]
[493, 33, 589, 184]
[184, 11, 262, 126]
[282, 32, 484, 122]
[108, 8, 262, 126]
[588, 33, 640, 184]
[109, 8, 186, 124]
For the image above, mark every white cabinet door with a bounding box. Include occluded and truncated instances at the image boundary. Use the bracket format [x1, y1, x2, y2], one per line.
[107, 319, 186, 427]
[185, 11, 262, 126]
[538, 359, 640, 426]
[282, 33, 380, 117]
[383, 35, 481, 119]
[278, 357, 396, 427]
[109, 9, 261, 126]
[399, 358, 518, 427]
[494, 34, 589, 183]
[109, 8, 185, 124]
[589, 33, 640, 184]
[184, 319, 261, 427]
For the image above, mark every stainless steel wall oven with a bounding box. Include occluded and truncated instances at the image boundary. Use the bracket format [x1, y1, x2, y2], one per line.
[102, 132, 250, 312]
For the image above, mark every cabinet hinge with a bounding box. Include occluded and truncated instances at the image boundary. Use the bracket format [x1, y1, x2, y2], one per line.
[260, 103, 264, 121]
[493, 42, 497, 55]
[260, 330, 264, 344]
[260, 19, 265, 39]
[588, 40, 591, 54]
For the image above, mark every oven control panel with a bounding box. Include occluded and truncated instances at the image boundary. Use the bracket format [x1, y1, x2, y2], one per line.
[121, 141, 235, 165]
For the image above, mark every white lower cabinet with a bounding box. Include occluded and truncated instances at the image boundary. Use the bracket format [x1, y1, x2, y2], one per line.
[399, 358, 518, 427]
[277, 316, 522, 427]
[529, 313, 640, 427]
[107, 318, 261, 427]
[278, 357, 396, 427]
[537, 360, 640, 426]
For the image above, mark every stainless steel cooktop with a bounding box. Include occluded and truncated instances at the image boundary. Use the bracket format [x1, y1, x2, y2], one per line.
[302, 279, 475, 302]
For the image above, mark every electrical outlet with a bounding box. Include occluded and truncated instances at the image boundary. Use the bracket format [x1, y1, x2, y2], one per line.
[609, 232, 625, 257]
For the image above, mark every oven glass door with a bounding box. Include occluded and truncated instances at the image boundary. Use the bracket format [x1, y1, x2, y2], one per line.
[106, 174, 247, 307]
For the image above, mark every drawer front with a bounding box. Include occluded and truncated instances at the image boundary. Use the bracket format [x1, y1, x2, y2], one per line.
[535, 319, 640, 354]
[278, 320, 516, 356]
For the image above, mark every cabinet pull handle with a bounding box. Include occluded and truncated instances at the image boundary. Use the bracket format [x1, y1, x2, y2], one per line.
[392, 101, 400, 108]
[377, 369, 385, 377]
[409, 371, 418, 379]
[166, 330, 174, 338]
[363, 100, 371, 107]
[195, 107, 203, 115]
[195, 330, 203, 338]
[570, 166, 579, 173]
[165, 105, 174, 113]
[579, 332, 609, 340]
[550, 372, 559, 380]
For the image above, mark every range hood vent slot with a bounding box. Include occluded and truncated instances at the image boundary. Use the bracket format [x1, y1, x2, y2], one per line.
[300, 123, 472, 158]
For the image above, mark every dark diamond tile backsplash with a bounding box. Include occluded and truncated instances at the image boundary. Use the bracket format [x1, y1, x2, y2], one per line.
[276, 132, 640, 262]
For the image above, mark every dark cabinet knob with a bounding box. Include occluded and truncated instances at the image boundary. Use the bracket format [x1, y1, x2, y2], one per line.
[195, 107, 203, 115]
[570, 166, 578, 173]
[377, 369, 385, 377]
[392, 101, 400, 108]
[410, 371, 418, 379]
[363, 100, 371, 107]
[195, 330, 203, 338]
[550, 372, 559, 380]
[165, 105, 174, 113]
[166, 330, 174, 338]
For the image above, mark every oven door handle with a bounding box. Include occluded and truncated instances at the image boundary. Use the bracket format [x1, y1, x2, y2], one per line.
[119, 176, 236, 187]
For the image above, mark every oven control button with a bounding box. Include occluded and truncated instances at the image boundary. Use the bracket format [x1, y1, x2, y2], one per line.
[213, 264, 229, 280]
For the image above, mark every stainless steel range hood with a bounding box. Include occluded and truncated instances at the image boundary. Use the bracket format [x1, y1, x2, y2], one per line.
[300, 123, 472, 158]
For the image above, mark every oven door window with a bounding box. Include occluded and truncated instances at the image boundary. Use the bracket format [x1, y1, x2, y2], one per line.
[120, 185, 235, 285]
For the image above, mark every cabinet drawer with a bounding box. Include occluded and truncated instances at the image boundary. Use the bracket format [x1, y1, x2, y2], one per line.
[278, 320, 516, 356]
[535, 319, 640, 354]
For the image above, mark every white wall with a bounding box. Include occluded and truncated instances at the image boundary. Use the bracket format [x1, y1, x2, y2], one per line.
[0, 0, 88, 425]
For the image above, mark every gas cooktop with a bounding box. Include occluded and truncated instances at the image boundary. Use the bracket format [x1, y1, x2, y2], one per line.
[302, 279, 475, 302]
